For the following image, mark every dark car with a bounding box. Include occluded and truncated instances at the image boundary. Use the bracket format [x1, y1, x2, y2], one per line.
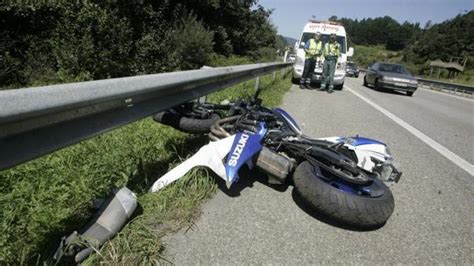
[363, 62, 418, 96]
[345, 62, 360, 77]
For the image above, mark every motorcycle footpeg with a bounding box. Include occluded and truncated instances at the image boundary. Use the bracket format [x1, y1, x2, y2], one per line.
[375, 163, 402, 185]
[393, 171, 402, 183]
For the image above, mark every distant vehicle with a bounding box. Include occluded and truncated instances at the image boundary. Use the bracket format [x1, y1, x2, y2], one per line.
[292, 20, 354, 89]
[363, 62, 418, 96]
[345, 61, 360, 78]
[288, 54, 296, 62]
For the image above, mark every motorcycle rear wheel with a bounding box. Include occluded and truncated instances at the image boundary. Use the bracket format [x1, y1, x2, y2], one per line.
[293, 160, 394, 228]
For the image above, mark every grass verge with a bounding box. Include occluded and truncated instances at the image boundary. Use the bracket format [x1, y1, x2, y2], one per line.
[0, 68, 292, 264]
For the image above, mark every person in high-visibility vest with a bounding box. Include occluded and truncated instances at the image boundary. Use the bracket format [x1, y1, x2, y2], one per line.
[300, 32, 323, 88]
[321, 33, 341, 93]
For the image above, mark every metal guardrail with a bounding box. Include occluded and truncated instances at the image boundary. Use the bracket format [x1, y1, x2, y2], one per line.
[416, 78, 474, 95]
[0, 62, 292, 170]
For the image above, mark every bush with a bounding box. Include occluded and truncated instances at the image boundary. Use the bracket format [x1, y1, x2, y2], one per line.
[50, 4, 135, 81]
[172, 13, 215, 70]
[248, 47, 277, 62]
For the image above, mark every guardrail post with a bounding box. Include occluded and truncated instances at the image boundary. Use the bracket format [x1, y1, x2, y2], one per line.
[255, 76, 260, 91]
[272, 71, 276, 81]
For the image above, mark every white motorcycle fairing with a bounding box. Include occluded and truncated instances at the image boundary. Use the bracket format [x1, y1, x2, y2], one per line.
[149, 135, 235, 193]
[319, 136, 392, 172]
[318, 136, 401, 184]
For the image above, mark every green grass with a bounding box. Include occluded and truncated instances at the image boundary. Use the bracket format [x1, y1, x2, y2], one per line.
[0, 67, 292, 265]
[421, 68, 474, 86]
[352, 45, 403, 69]
[352, 45, 474, 85]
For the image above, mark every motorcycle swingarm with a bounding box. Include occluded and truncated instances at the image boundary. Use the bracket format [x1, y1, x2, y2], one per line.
[305, 156, 371, 185]
[308, 146, 360, 175]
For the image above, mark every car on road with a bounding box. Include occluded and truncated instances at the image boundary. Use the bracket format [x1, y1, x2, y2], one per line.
[345, 61, 360, 77]
[363, 62, 418, 96]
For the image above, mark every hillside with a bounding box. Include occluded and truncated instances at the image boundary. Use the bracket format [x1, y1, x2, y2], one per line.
[283, 36, 298, 46]
[337, 11, 474, 85]
[352, 45, 474, 85]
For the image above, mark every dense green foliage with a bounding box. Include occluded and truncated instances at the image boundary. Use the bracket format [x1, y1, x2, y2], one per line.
[330, 11, 473, 83]
[331, 11, 473, 67]
[403, 11, 474, 67]
[0, 0, 278, 88]
[329, 15, 421, 51]
[351, 45, 403, 68]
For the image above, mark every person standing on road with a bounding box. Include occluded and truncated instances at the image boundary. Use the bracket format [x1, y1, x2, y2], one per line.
[300, 32, 323, 88]
[321, 33, 340, 93]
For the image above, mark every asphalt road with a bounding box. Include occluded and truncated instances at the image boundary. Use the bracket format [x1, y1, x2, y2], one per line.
[163, 76, 474, 264]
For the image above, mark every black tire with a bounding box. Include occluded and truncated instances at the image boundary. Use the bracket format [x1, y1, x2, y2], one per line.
[406, 91, 414, 97]
[291, 76, 300, 85]
[335, 83, 344, 90]
[363, 76, 368, 87]
[374, 78, 381, 91]
[355, 74, 359, 78]
[153, 112, 220, 134]
[293, 161, 395, 228]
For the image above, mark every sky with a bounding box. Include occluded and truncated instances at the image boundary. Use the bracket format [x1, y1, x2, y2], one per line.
[258, 0, 474, 39]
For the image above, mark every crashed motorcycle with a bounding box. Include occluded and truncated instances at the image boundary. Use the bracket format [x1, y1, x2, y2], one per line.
[151, 96, 402, 228]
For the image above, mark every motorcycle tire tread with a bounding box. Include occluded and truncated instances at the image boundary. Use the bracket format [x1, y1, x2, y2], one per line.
[293, 160, 395, 228]
[153, 112, 220, 134]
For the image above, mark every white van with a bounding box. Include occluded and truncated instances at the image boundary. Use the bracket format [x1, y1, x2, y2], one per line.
[292, 20, 354, 89]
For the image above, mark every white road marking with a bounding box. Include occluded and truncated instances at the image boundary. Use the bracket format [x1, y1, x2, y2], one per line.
[345, 85, 474, 176]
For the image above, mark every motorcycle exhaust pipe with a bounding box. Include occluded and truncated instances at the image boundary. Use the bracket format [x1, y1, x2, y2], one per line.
[53, 187, 137, 263]
[255, 147, 294, 184]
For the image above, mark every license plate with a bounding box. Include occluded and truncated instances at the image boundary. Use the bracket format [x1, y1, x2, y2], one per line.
[393, 78, 409, 82]
[394, 82, 407, 87]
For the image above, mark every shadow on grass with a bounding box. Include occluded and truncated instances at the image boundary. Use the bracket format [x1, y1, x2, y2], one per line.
[41, 207, 94, 265]
[126, 135, 210, 194]
[40, 134, 209, 264]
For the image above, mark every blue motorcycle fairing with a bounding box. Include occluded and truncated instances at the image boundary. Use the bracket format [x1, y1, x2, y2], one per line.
[274, 108, 302, 135]
[225, 123, 267, 184]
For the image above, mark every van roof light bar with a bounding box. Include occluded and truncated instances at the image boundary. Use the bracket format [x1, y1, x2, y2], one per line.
[308, 19, 342, 26]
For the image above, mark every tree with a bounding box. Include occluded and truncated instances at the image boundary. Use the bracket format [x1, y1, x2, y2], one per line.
[406, 11, 474, 64]
[424, 20, 432, 30]
[334, 16, 421, 50]
[0, 0, 279, 88]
